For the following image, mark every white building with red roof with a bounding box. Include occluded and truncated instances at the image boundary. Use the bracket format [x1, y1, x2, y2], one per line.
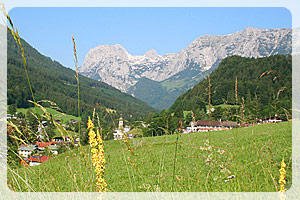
[26, 155, 51, 166]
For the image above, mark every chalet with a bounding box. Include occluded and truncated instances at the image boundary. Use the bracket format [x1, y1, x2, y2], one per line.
[187, 120, 238, 132]
[113, 117, 132, 140]
[52, 136, 72, 143]
[18, 144, 37, 158]
[26, 155, 50, 166]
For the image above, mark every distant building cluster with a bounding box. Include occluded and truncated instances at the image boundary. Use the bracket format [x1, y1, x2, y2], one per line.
[184, 120, 238, 133]
[7, 113, 81, 167]
[113, 116, 133, 140]
[18, 135, 80, 167]
[183, 117, 286, 134]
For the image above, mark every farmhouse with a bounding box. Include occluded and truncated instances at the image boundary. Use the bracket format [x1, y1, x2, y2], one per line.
[187, 120, 238, 132]
[18, 144, 37, 158]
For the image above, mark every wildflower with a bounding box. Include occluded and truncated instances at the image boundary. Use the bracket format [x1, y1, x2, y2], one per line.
[88, 117, 107, 192]
[279, 158, 287, 192]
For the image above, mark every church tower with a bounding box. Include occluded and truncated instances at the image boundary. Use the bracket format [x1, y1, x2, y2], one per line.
[119, 115, 124, 129]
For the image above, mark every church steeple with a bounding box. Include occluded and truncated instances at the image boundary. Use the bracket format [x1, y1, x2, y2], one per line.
[119, 114, 124, 129]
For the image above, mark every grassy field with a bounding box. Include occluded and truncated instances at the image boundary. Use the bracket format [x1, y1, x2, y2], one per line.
[7, 122, 292, 192]
[17, 107, 80, 122]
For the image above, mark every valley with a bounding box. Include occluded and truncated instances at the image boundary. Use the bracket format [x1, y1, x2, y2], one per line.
[6, 20, 293, 193]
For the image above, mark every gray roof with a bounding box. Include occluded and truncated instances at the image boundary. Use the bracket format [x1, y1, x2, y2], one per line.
[18, 145, 36, 151]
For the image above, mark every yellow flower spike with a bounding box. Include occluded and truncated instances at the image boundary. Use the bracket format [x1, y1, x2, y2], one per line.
[87, 117, 94, 129]
[87, 117, 107, 192]
[279, 158, 287, 192]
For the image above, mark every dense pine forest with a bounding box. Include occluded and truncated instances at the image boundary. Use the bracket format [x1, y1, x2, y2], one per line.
[170, 55, 292, 118]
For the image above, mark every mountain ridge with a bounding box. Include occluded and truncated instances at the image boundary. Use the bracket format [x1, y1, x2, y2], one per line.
[79, 27, 295, 109]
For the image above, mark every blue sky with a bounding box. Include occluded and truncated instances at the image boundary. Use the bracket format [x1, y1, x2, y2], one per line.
[9, 7, 291, 69]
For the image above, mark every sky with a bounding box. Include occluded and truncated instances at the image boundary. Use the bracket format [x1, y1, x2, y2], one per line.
[8, 7, 292, 69]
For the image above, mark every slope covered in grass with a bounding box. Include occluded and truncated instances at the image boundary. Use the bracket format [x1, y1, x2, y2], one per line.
[17, 107, 80, 122]
[7, 122, 292, 192]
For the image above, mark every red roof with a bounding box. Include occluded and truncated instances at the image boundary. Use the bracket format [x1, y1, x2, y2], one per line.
[27, 156, 50, 163]
[35, 141, 54, 147]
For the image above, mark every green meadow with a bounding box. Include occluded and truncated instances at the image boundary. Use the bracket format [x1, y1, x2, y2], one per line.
[7, 122, 292, 192]
[17, 107, 81, 122]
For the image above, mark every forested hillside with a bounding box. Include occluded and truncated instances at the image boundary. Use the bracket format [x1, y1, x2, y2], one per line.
[7, 32, 157, 121]
[170, 55, 292, 120]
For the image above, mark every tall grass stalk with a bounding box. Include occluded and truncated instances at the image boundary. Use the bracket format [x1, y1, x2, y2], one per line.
[1, 5, 36, 104]
[72, 35, 81, 147]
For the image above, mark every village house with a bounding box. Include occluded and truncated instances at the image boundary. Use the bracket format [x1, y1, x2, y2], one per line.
[26, 155, 51, 166]
[51, 136, 72, 143]
[7, 114, 17, 120]
[18, 144, 37, 158]
[113, 116, 132, 140]
[256, 117, 286, 124]
[35, 141, 53, 151]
